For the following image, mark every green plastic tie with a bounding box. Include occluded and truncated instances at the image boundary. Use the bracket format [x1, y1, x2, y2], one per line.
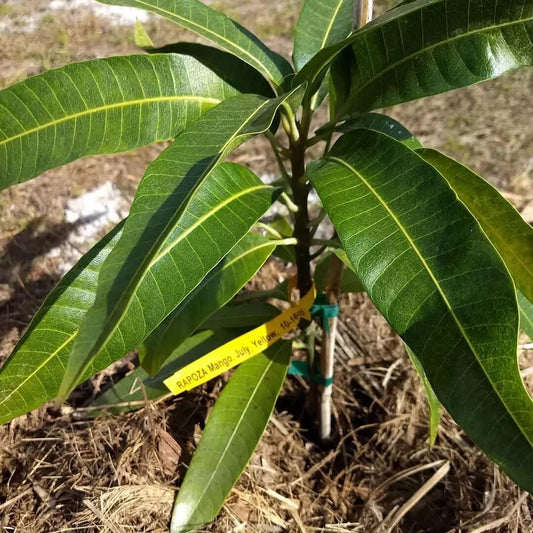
[288, 360, 333, 387]
[310, 293, 339, 333]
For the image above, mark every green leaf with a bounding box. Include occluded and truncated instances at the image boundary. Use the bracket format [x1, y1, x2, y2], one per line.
[57, 91, 303, 402]
[417, 148, 533, 302]
[134, 20, 154, 47]
[266, 214, 296, 262]
[293, 0, 354, 71]
[314, 250, 364, 294]
[170, 340, 291, 532]
[341, 0, 533, 114]
[405, 345, 442, 447]
[337, 113, 422, 149]
[145, 42, 275, 98]
[295, 0, 533, 113]
[308, 128, 533, 491]
[518, 291, 533, 341]
[202, 301, 281, 330]
[140, 232, 276, 375]
[0, 223, 124, 425]
[98, 0, 293, 89]
[268, 214, 294, 238]
[0, 54, 238, 189]
[59, 163, 276, 400]
[90, 329, 236, 415]
[328, 44, 357, 118]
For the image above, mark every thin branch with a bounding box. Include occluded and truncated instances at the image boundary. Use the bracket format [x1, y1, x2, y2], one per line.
[309, 245, 327, 260]
[311, 238, 341, 248]
[266, 131, 291, 183]
[309, 208, 327, 236]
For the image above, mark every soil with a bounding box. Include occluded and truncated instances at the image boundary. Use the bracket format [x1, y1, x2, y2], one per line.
[0, 1, 532, 532]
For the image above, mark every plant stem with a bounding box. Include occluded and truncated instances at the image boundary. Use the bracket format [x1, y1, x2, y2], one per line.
[288, 105, 313, 296]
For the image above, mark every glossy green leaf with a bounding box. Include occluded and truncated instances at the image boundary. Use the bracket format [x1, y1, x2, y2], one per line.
[145, 42, 275, 97]
[90, 329, 236, 415]
[518, 291, 533, 341]
[98, 0, 293, 89]
[0, 54, 238, 189]
[140, 232, 276, 375]
[340, 0, 533, 114]
[57, 91, 302, 401]
[59, 163, 276, 400]
[338, 113, 422, 149]
[0, 223, 124, 425]
[170, 340, 291, 532]
[202, 301, 280, 330]
[293, 0, 353, 71]
[308, 128, 533, 491]
[295, 0, 533, 113]
[417, 148, 533, 302]
[314, 250, 364, 294]
[293, 0, 354, 109]
[405, 345, 442, 447]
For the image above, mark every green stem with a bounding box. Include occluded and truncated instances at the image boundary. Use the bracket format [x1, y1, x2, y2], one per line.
[280, 191, 299, 213]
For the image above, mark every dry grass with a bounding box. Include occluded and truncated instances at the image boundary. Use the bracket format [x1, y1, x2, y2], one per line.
[0, 0, 532, 531]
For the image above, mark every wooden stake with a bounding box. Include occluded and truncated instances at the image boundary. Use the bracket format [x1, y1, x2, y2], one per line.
[355, 0, 374, 29]
[316, 0, 375, 442]
[318, 254, 344, 441]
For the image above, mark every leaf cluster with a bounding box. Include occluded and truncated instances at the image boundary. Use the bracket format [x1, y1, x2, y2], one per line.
[0, 0, 532, 530]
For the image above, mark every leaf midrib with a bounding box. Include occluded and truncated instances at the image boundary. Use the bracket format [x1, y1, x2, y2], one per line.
[304, 5, 533, 98]
[151, 184, 272, 265]
[133, 0, 279, 86]
[1, 219, 277, 415]
[308, 0, 345, 107]
[0, 95, 220, 148]
[0, 332, 76, 416]
[328, 155, 531, 447]
[320, 0, 345, 50]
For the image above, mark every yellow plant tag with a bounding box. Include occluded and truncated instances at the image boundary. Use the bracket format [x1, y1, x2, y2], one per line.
[164, 279, 316, 395]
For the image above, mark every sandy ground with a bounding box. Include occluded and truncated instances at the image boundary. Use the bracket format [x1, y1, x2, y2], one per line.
[0, 0, 532, 531]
